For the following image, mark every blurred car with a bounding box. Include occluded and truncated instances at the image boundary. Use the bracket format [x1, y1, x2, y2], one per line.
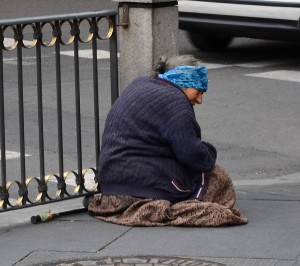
[178, 0, 300, 50]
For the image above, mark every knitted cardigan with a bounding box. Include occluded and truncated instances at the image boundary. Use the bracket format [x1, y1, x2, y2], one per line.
[98, 76, 217, 203]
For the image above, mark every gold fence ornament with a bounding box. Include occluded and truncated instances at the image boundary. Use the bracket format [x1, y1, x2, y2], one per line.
[2, 25, 18, 51]
[5, 180, 23, 207]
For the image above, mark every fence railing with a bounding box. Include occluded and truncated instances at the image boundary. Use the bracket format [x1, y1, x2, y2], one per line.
[0, 10, 118, 212]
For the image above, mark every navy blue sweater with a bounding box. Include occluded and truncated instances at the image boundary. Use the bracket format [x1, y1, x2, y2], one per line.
[98, 76, 217, 203]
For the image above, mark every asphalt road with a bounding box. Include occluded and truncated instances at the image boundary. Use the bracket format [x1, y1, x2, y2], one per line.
[1, 0, 300, 201]
[0, 0, 118, 19]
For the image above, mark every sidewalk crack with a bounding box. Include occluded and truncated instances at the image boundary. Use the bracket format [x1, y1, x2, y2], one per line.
[12, 251, 35, 266]
[96, 227, 133, 252]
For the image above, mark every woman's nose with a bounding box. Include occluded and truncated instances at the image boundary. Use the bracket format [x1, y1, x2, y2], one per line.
[196, 94, 203, 104]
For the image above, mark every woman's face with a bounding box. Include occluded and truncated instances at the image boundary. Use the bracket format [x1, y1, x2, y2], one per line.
[182, 88, 204, 106]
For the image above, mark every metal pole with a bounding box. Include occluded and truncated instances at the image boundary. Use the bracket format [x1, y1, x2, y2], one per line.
[54, 21, 65, 196]
[16, 24, 27, 205]
[91, 18, 100, 171]
[73, 20, 83, 190]
[0, 27, 7, 209]
[35, 23, 46, 202]
[109, 15, 119, 105]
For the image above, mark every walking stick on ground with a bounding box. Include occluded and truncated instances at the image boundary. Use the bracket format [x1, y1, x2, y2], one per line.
[30, 195, 94, 224]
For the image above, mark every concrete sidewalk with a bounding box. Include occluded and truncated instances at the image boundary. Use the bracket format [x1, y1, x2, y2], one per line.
[1, 173, 300, 266]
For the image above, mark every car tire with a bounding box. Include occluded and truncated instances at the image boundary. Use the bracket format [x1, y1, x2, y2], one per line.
[188, 32, 233, 51]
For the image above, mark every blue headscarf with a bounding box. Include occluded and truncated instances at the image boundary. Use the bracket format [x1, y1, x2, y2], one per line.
[158, 65, 208, 91]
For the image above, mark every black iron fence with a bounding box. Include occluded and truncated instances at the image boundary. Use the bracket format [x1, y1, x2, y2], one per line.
[0, 10, 118, 212]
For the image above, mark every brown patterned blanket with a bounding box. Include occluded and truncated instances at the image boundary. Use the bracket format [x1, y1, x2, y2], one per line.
[88, 164, 248, 227]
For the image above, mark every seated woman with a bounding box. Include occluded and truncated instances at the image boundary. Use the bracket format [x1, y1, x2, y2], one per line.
[88, 55, 247, 227]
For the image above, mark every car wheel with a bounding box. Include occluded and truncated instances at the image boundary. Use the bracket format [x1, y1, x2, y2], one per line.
[188, 32, 233, 51]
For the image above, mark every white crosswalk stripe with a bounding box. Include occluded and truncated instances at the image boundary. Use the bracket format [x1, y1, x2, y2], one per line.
[203, 63, 231, 69]
[205, 61, 300, 83]
[59, 49, 120, 59]
[3, 56, 51, 65]
[0, 150, 31, 160]
[246, 70, 300, 83]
